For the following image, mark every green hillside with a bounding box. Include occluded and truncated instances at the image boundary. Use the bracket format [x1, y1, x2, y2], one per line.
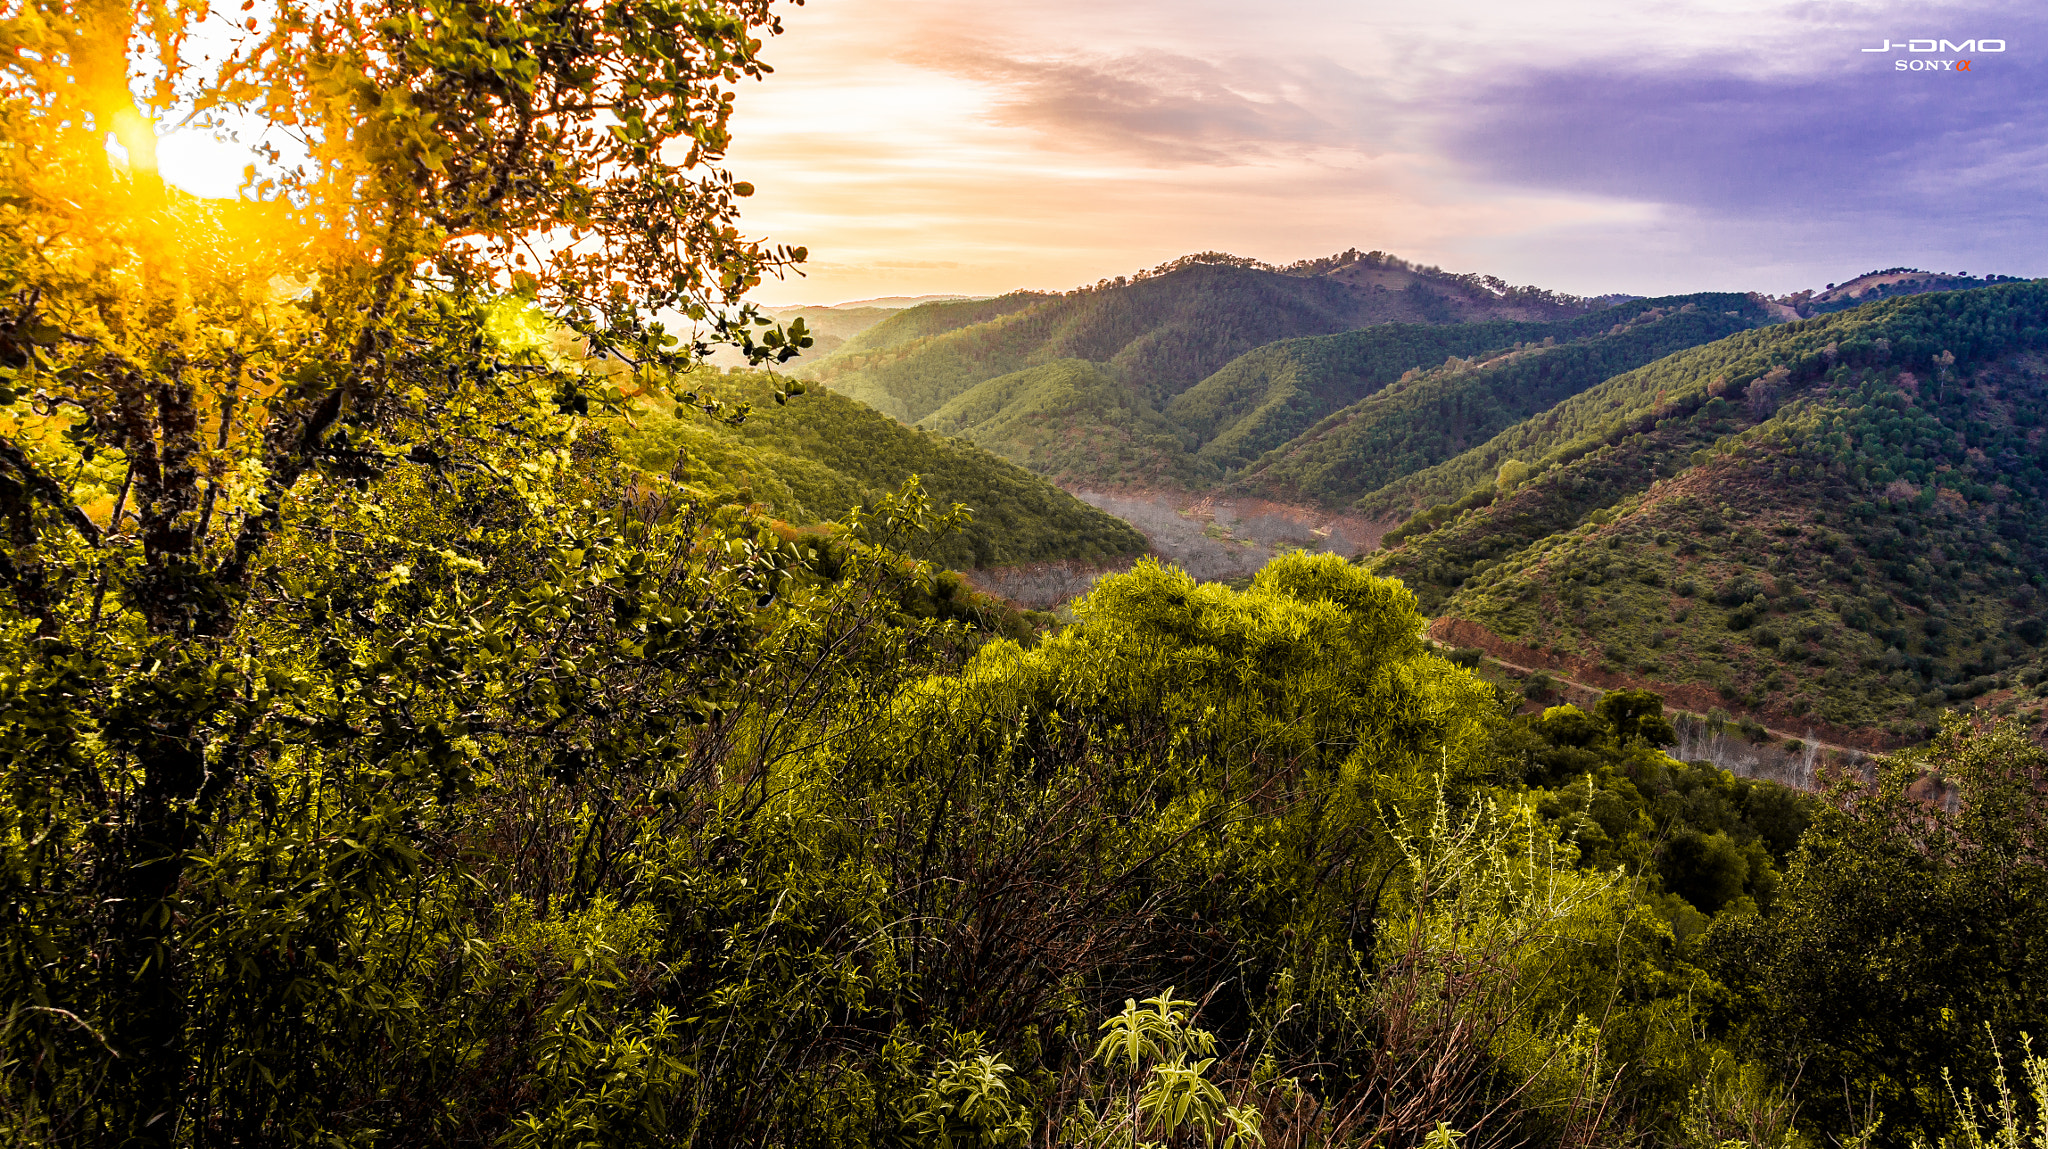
[916, 359, 1222, 488]
[808, 265, 1771, 501]
[1197, 293, 1766, 482]
[610, 371, 1148, 568]
[809, 292, 1052, 365]
[803, 262, 1391, 422]
[1369, 281, 2048, 741]
[1352, 287, 2034, 522]
[804, 253, 1617, 425]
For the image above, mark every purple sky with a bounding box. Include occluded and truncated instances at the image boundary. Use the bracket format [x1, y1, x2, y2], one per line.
[706, 0, 2045, 304]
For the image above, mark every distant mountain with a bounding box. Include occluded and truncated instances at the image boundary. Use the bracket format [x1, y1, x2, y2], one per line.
[798, 252, 1610, 425]
[697, 304, 899, 368]
[783, 294, 991, 310]
[699, 297, 1003, 369]
[1367, 282, 2048, 744]
[810, 293, 1056, 381]
[609, 371, 1148, 569]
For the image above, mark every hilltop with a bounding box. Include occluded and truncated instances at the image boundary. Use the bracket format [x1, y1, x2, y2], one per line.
[796, 251, 1609, 425]
[1773, 268, 2031, 318]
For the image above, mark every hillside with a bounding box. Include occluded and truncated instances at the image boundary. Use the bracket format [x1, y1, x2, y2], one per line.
[799, 252, 1610, 425]
[609, 371, 1149, 569]
[916, 359, 1222, 489]
[1205, 293, 1767, 487]
[807, 292, 1053, 367]
[1352, 286, 2041, 523]
[1366, 282, 2048, 744]
[808, 276, 1773, 506]
[897, 293, 1768, 506]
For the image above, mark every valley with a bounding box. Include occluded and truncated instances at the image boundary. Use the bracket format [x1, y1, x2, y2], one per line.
[764, 256, 2048, 752]
[1070, 488, 1387, 583]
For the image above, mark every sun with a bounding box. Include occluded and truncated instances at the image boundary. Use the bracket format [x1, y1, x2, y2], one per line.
[146, 129, 264, 200]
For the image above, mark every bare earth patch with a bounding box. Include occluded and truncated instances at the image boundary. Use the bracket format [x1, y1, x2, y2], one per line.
[959, 489, 1393, 608]
[1070, 489, 1392, 582]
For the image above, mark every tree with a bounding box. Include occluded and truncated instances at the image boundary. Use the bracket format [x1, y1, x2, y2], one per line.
[0, 0, 803, 1139]
[1594, 689, 1677, 750]
[1712, 715, 2048, 1145]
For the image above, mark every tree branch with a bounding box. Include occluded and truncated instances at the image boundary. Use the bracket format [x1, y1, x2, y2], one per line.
[0, 435, 104, 546]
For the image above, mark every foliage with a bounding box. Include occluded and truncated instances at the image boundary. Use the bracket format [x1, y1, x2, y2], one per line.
[1712, 715, 2048, 1145]
[1213, 294, 1763, 485]
[610, 369, 1149, 567]
[1063, 990, 1264, 1149]
[918, 359, 1223, 489]
[0, 0, 808, 1139]
[1373, 283, 2048, 737]
[1923, 1030, 2048, 1149]
[1505, 693, 1811, 925]
[905, 1039, 1035, 1149]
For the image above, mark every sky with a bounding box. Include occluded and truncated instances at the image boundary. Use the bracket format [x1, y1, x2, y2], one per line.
[704, 0, 2048, 306]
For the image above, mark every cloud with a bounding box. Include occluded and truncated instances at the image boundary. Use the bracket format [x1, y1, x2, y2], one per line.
[1445, 6, 2048, 247]
[920, 48, 1392, 165]
[725, 0, 2048, 305]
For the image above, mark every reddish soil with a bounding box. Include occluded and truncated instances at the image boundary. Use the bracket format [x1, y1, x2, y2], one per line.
[1429, 616, 1908, 753]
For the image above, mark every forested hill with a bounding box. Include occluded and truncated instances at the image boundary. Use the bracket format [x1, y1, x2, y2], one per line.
[1367, 281, 2048, 745]
[798, 254, 1609, 424]
[898, 291, 1769, 496]
[609, 371, 1148, 569]
[1195, 293, 1767, 480]
[1775, 267, 2031, 318]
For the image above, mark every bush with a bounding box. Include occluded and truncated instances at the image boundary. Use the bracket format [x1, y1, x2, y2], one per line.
[1446, 645, 1487, 669]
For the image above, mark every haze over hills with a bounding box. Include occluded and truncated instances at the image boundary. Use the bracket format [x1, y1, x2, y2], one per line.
[782, 294, 991, 309]
[697, 295, 1000, 368]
